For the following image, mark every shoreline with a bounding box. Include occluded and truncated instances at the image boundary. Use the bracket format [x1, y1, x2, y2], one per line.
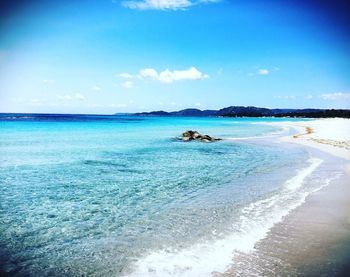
[222, 118, 350, 276]
[222, 159, 350, 276]
[278, 118, 350, 161]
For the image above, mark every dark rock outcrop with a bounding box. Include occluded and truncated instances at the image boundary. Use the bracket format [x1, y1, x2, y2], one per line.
[178, 130, 222, 142]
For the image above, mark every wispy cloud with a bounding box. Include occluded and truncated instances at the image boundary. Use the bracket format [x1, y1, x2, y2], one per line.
[273, 95, 295, 100]
[91, 85, 101, 91]
[75, 93, 85, 101]
[122, 81, 134, 88]
[29, 99, 43, 106]
[320, 92, 350, 100]
[304, 94, 313, 100]
[121, 0, 219, 10]
[43, 79, 54, 84]
[56, 94, 73, 101]
[10, 97, 24, 102]
[56, 93, 86, 101]
[109, 103, 128, 108]
[258, 69, 269, 75]
[119, 73, 133, 79]
[140, 67, 209, 83]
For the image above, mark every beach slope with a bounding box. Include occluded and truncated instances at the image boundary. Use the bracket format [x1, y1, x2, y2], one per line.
[221, 118, 350, 276]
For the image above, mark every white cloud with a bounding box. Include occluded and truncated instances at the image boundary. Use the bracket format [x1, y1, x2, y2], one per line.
[320, 92, 350, 100]
[43, 79, 54, 84]
[87, 103, 102, 108]
[161, 67, 209, 83]
[122, 81, 133, 88]
[121, 0, 218, 10]
[304, 94, 313, 100]
[91, 85, 101, 91]
[10, 97, 24, 102]
[57, 94, 73, 101]
[109, 103, 128, 108]
[24, 98, 43, 106]
[117, 67, 208, 86]
[140, 68, 158, 79]
[123, 0, 191, 10]
[75, 93, 85, 101]
[140, 66, 209, 83]
[258, 69, 269, 75]
[119, 73, 133, 79]
[273, 95, 295, 100]
[56, 93, 86, 101]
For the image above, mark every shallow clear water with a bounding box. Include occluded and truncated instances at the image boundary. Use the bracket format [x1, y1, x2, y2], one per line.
[0, 115, 319, 276]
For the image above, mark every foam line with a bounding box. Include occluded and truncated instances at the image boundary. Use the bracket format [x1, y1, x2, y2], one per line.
[127, 158, 325, 277]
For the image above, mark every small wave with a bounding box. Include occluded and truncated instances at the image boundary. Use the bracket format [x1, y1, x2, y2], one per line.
[126, 158, 326, 277]
[84, 160, 126, 167]
[284, 158, 322, 190]
[83, 160, 143, 173]
[226, 135, 269, 141]
[225, 125, 289, 141]
[2, 116, 35, 120]
[226, 131, 286, 141]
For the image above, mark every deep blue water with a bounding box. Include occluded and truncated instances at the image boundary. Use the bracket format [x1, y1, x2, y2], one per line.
[1, 114, 323, 276]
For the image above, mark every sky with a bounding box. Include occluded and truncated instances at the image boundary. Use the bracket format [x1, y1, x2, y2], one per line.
[0, 0, 349, 114]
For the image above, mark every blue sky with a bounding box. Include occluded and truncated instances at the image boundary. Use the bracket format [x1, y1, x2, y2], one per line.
[0, 0, 349, 113]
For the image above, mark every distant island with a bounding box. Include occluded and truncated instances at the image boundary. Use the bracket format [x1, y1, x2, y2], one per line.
[133, 106, 350, 118]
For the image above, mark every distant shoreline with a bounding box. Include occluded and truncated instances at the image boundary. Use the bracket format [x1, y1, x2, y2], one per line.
[1, 107, 350, 120]
[133, 106, 350, 118]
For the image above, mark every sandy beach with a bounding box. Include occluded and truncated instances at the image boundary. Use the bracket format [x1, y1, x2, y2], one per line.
[280, 118, 350, 161]
[221, 118, 350, 276]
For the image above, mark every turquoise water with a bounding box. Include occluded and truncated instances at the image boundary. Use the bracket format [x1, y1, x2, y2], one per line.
[0, 115, 316, 276]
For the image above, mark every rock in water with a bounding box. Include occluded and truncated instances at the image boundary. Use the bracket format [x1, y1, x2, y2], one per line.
[182, 136, 192, 141]
[182, 130, 195, 138]
[178, 130, 221, 142]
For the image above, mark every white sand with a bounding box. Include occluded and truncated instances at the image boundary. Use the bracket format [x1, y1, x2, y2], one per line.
[221, 118, 350, 276]
[272, 118, 350, 161]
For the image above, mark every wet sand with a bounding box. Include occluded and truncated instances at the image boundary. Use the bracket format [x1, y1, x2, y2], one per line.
[220, 164, 350, 276]
[220, 119, 350, 276]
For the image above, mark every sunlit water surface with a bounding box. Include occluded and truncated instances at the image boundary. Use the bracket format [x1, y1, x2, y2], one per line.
[1, 115, 332, 276]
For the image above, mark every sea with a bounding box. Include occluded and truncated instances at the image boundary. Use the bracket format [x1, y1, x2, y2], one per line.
[0, 114, 344, 276]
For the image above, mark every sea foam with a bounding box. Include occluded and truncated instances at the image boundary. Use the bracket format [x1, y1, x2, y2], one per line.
[127, 158, 326, 277]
